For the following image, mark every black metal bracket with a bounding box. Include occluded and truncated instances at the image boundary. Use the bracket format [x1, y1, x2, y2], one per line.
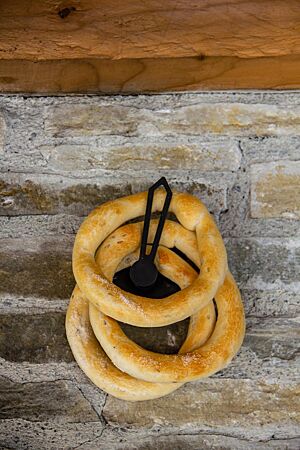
[129, 177, 172, 289]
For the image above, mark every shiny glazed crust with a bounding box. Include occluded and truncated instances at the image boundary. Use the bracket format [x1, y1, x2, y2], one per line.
[90, 222, 245, 383]
[91, 272, 245, 383]
[66, 242, 216, 401]
[72, 190, 227, 326]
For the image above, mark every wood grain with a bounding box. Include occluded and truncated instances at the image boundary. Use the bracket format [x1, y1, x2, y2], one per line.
[1, 0, 300, 60]
[0, 55, 300, 93]
[0, 2, 299, 93]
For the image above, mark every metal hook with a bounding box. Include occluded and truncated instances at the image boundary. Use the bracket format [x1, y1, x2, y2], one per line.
[129, 177, 172, 289]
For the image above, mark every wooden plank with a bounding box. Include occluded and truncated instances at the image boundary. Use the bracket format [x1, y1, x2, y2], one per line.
[0, 55, 300, 93]
[0, 0, 299, 60]
[0, 1, 299, 92]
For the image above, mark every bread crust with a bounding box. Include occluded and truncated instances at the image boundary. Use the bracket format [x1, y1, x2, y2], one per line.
[92, 271, 245, 383]
[90, 222, 245, 383]
[66, 242, 215, 401]
[66, 190, 245, 399]
[72, 190, 227, 326]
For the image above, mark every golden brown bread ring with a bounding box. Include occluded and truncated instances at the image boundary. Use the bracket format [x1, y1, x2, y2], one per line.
[95, 229, 217, 354]
[66, 244, 215, 401]
[73, 190, 227, 326]
[90, 223, 245, 384]
[66, 285, 179, 401]
[91, 273, 245, 383]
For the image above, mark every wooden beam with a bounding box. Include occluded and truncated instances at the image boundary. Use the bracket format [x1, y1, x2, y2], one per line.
[0, 1, 299, 92]
[1, 56, 300, 94]
[1, 0, 299, 60]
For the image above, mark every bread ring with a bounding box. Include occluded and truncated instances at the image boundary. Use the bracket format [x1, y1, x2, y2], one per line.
[66, 242, 215, 401]
[92, 272, 245, 383]
[73, 190, 227, 326]
[66, 285, 179, 402]
[90, 224, 245, 384]
[93, 219, 216, 353]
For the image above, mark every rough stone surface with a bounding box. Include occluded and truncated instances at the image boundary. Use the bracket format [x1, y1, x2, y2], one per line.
[0, 237, 74, 301]
[121, 319, 189, 355]
[0, 172, 227, 216]
[39, 141, 242, 173]
[103, 379, 300, 440]
[241, 136, 300, 164]
[241, 289, 300, 318]
[0, 92, 299, 449]
[0, 113, 5, 152]
[244, 317, 299, 362]
[226, 238, 300, 291]
[0, 377, 99, 423]
[79, 431, 300, 450]
[0, 314, 298, 382]
[0, 214, 83, 239]
[0, 312, 74, 363]
[0, 173, 132, 216]
[251, 160, 300, 219]
[45, 103, 300, 137]
[0, 419, 104, 450]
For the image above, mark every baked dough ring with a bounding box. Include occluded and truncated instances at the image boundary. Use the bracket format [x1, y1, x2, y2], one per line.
[94, 224, 216, 354]
[73, 190, 227, 326]
[66, 285, 178, 402]
[90, 224, 245, 384]
[66, 244, 216, 401]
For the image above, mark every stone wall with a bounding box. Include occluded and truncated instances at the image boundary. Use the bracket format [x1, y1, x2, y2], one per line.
[0, 92, 299, 450]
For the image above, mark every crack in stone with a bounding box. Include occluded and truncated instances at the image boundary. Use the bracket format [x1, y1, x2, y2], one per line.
[72, 428, 106, 450]
[100, 393, 109, 427]
[76, 384, 104, 424]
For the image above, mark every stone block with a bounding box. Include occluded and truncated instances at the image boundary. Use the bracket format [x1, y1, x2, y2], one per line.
[251, 160, 300, 219]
